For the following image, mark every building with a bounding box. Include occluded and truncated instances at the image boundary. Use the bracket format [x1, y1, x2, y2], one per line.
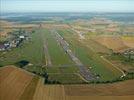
[19, 36, 25, 39]
[0, 44, 5, 51]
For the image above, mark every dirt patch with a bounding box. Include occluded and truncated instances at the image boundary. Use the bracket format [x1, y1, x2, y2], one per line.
[0, 66, 15, 81]
[94, 35, 129, 52]
[0, 66, 34, 100]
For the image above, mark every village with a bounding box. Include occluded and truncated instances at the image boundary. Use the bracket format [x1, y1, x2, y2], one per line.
[0, 29, 30, 51]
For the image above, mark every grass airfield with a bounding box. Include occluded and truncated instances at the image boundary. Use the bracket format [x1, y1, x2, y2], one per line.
[0, 18, 134, 100]
[0, 25, 134, 83]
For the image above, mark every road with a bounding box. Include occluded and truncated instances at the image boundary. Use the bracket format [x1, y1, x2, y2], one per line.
[51, 30, 94, 81]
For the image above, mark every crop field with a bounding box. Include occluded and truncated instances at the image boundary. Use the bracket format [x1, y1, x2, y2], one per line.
[122, 36, 134, 48]
[33, 78, 134, 100]
[33, 79, 65, 100]
[0, 66, 34, 100]
[91, 35, 134, 73]
[0, 66, 134, 100]
[93, 35, 129, 52]
[57, 29, 122, 81]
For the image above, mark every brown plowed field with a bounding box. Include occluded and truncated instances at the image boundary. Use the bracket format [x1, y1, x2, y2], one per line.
[33, 79, 65, 100]
[65, 96, 134, 100]
[0, 66, 34, 100]
[0, 66, 134, 100]
[33, 79, 134, 100]
[122, 37, 134, 48]
[64, 80, 134, 96]
[94, 36, 129, 52]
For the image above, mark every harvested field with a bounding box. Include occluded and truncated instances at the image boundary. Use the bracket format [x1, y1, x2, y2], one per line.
[64, 80, 134, 96]
[33, 79, 65, 100]
[0, 20, 14, 28]
[0, 66, 34, 100]
[94, 35, 129, 52]
[122, 36, 134, 48]
[0, 31, 7, 37]
[0, 28, 13, 39]
[34, 79, 134, 100]
[0, 66, 134, 100]
[0, 20, 38, 28]
[65, 96, 134, 100]
[20, 76, 39, 100]
[0, 66, 15, 81]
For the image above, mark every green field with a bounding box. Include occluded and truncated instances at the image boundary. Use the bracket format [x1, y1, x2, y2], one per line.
[0, 27, 124, 83]
[46, 66, 84, 84]
[58, 29, 122, 81]
[48, 73, 85, 84]
[46, 66, 78, 73]
[41, 29, 74, 66]
[0, 29, 74, 66]
[0, 29, 45, 66]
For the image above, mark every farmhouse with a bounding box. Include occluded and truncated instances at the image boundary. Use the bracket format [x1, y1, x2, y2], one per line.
[19, 35, 25, 39]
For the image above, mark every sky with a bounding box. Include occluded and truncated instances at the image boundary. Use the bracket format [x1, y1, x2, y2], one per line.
[1, 0, 134, 13]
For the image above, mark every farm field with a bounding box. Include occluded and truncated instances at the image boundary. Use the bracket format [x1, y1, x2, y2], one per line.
[0, 66, 134, 100]
[93, 35, 130, 52]
[33, 78, 134, 100]
[57, 29, 122, 81]
[0, 66, 35, 100]
[90, 35, 134, 73]
[122, 36, 134, 48]
[83, 35, 134, 54]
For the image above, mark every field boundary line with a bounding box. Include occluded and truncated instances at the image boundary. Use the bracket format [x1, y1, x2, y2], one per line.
[100, 56, 126, 77]
[75, 73, 88, 82]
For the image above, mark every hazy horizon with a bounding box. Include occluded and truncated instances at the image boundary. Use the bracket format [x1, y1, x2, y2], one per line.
[1, 0, 134, 13]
